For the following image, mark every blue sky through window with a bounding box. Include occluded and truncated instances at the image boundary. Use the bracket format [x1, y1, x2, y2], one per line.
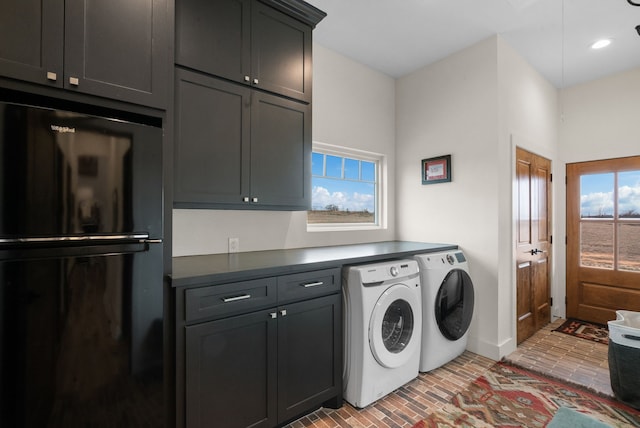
[580, 171, 640, 218]
[311, 152, 376, 212]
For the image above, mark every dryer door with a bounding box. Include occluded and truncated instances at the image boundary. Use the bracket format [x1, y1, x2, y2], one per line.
[369, 284, 420, 368]
[435, 269, 474, 340]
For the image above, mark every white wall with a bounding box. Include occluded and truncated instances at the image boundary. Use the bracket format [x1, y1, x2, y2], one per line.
[396, 36, 558, 360]
[396, 38, 502, 358]
[173, 43, 397, 256]
[554, 67, 640, 318]
[559, 68, 640, 161]
[497, 38, 558, 357]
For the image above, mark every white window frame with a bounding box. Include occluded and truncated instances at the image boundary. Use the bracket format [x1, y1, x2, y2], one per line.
[307, 141, 386, 232]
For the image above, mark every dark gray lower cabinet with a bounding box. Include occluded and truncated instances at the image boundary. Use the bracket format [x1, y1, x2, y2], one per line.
[180, 268, 342, 428]
[186, 309, 278, 428]
[277, 295, 341, 422]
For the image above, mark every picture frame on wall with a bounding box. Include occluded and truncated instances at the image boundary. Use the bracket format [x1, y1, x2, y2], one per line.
[422, 155, 451, 184]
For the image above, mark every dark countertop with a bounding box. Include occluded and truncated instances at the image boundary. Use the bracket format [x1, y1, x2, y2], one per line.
[171, 240, 457, 287]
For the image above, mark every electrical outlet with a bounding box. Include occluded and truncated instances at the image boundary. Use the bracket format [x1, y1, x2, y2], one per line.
[228, 237, 240, 253]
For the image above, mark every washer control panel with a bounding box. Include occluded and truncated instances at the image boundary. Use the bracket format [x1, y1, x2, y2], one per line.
[355, 259, 419, 285]
[414, 251, 467, 269]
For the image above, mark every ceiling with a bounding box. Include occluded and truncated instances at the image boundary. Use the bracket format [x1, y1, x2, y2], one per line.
[305, 0, 640, 88]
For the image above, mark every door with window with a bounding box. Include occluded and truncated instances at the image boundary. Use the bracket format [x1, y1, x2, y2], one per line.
[516, 147, 552, 344]
[566, 156, 640, 325]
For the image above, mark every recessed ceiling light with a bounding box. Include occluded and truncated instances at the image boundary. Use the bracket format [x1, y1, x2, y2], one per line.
[591, 39, 611, 49]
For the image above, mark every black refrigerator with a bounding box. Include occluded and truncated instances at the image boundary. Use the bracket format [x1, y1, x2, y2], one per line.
[0, 101, 164, 427]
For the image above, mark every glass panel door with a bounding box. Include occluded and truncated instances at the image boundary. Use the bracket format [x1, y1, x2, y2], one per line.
[566, 156, 640, 324]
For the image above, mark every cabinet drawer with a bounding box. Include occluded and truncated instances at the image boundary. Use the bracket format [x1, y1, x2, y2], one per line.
[185, 277, 277, 322]
[277, 268, 341, 304]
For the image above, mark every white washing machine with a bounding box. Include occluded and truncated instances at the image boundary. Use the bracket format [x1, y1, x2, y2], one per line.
[343, 259, 421, 408]
[413, 250, 474, 372]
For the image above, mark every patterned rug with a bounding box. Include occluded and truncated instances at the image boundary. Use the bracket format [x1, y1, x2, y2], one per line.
[412, 362, 640, 428]
[554, 318, 609, 344]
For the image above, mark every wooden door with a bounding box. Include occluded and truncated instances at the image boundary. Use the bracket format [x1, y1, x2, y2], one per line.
[516, 147, 552, 344]
[566, 156, 640, 325]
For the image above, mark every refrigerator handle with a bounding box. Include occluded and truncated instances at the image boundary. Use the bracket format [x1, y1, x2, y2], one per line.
[0, 234, 151, 245]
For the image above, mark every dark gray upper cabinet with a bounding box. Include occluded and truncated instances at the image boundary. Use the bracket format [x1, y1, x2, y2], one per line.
[176, 0, 316, 103]
[0, 0, 169, 108]
[174, 70, 251, 206]
[176, 0, 251, 86]
[0, 0, 64, 86]
[174, 0, 323, 210]
[250, 90, 311, 209]
[251, 2, 311, 102]
[174, 68, 311, 210]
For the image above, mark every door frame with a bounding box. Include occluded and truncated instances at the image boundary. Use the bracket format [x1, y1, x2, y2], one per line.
[510, 135, 557, 348]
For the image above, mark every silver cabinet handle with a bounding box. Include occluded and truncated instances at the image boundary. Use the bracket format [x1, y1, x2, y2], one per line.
[252, 197, 258, 203]
[69, 77, 79, 86]
[301, 281, 324, 288]
[280, 309, 287, 317]
[244, 75, 250, 82]
[270, 312, 277, 319]
[222, 294, 251, 303]
[253, 78, 259, 85]
[243, 196, 250, 202]
[46, 71, 57, 81]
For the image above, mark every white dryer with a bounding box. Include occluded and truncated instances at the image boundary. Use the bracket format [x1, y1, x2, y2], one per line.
[413, 250, 474, 372]
[343, 259, 422, 408]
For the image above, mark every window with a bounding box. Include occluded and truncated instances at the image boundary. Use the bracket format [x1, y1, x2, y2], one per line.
[579, 169, 640, 271]
[307, 142, 384, 229]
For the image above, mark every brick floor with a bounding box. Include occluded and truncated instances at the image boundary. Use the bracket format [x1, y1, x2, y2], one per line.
[503, 317, 612, 397]
[284, 318, 612, 428]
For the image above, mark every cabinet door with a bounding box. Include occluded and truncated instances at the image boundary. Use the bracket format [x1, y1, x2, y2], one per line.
[185, 309, 277, 428]
[277, 294, 342, 423]
[252, 2, 312, 103]
[176, 0, 251, 84]
[174, 69, 251, 207]
[251, 91, 311, 210]
[0, 0, 63, 87]
[64, 0, 168, 108]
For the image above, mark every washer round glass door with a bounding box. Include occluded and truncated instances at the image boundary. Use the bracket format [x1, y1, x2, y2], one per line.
[435, 268, 474, 340]
[369, 284, 420, 368]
